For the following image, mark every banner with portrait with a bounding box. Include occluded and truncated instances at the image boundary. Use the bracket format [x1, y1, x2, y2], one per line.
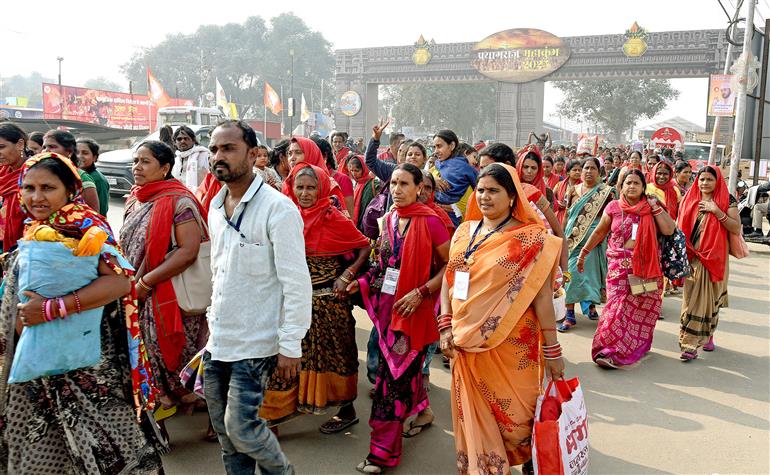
[708, 74, 736, 117]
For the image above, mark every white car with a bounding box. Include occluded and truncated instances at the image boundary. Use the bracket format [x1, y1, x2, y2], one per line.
[96, 125, 214, 196]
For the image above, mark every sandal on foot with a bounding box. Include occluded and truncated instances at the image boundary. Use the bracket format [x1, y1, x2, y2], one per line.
[595, 357, 618, 369]
[154, 405, 177, 422]
[557, 319, 576, 332]
[587, 309, 600, 321]
[703, 337, 715, 352]
[680, 351, 697, 361]
[319, 416, 359, 434]
[356, 460, 384, 474]
[402, 416, 434, 438]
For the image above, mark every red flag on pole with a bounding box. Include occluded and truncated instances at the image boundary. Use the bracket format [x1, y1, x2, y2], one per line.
[264, 82, 283, 115]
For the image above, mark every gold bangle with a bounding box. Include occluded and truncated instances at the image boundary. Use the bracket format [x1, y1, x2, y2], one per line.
[137, 278, 152, 292]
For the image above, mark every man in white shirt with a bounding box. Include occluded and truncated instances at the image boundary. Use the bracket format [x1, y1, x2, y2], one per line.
[203, 120, 311, 475]
[172, 125, 210, 192]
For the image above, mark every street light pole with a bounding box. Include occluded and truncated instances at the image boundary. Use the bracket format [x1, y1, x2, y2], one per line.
[57, 56, 64, 119]
[289, 49, 295, 136]
[729, 0, 757, 194]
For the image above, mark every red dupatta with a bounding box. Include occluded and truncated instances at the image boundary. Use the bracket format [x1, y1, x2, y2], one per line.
[283, 142, 348, 215]
[649, 162, 679, 219]
[336, 146, 351, 174]
[545, 173, 561, 190]
[619, 194, 661, 279]
[285, 163, 369, 256]
[290, 136, 329, 173]
[517, 144, 547, 196]
[196, 173, 222, 212]
[0, 165, 24, 251]
[346, 156, 375, 224]
[389, 202, 441, 352]
[677, 166, 730, 282]
[130, 178, 208, 370]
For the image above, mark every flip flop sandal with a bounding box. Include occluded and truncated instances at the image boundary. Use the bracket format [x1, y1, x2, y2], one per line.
[557, 319, 576, 332]
[595, 357, 618, 369]
[680, 351, 698, 361]
[154, 405, 177, 422]
[319, 416, 359, 434]
[356, 460, 384, 474]
[402, 418, 433, 438]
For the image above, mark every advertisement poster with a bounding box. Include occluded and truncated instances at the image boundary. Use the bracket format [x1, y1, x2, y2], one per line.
[707, 74, 736, 117]
[43, 83, 192, 130]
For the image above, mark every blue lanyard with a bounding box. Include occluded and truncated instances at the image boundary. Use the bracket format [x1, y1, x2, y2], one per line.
[464, 215, 512, 264]
[224, 181, 264, 239]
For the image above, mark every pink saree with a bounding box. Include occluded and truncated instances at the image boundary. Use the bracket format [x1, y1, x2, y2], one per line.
[591, 200, 663, 367]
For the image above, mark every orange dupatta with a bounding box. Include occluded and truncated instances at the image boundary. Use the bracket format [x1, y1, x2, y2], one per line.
[449, 164, 561, 351]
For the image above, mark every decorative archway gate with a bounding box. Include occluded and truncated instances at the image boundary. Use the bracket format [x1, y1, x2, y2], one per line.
[334, 28, 738, 146]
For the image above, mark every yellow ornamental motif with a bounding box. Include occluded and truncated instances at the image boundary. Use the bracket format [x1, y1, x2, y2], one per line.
[623, 38, 647, 57]
[413, 48, 431, 65]
[412, 34, 435, 66]
[623, 21, 648, 58]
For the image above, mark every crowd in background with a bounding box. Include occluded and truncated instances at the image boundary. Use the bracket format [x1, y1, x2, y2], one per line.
[0, 118, 751, 474]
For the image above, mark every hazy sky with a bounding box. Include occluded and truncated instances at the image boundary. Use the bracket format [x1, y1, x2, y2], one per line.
[3, 0, 765, 130]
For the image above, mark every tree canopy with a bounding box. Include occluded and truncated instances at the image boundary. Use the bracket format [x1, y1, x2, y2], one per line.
[554, 79, 680, 141]
[381, 83, 497, 142]
[121, 13, 335, 120]
[0, 72, 54, 108]
[84, 77, 125, 92]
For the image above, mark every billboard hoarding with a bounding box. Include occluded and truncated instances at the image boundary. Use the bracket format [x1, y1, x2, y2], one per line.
[42, 83, 193, 130]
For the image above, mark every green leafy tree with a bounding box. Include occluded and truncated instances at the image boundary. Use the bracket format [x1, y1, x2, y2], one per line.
[554, 79, 680, 142]
[381, 83, 497, 142]
[120, 13, 334, 123]
[0, 72, 54, 108]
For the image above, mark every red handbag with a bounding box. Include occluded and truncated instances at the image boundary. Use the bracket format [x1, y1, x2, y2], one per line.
[729, 230, 750, 259]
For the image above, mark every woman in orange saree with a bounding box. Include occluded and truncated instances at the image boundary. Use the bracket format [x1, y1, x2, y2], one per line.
[439, 163, 564, 475]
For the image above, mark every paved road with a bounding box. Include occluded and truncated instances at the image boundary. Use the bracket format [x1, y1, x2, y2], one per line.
[107, 197, 770, 474]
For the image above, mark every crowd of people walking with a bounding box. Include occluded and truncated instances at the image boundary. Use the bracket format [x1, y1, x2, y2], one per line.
[0, 118, 748, 474]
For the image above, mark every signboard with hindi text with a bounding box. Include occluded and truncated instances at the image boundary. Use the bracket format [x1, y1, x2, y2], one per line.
[42, 83, 193, 130]
[471, 29, 570, 83]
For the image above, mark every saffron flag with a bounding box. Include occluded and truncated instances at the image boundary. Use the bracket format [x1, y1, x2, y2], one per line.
[300, 93, 310, 123]
[264, 82, 283, 115]
[216, 78, 229, 117]
[147, 67, 170, 109]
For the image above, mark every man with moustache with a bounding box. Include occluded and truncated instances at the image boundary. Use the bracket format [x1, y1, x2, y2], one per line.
[203, 120, 311, 475]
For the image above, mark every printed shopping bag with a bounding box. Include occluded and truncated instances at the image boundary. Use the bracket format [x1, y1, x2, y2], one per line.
[532, 378, 589, 475]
